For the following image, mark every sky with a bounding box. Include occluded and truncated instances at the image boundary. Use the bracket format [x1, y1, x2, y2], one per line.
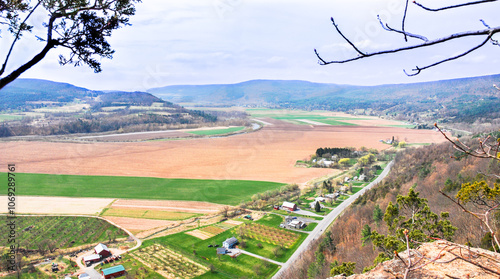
[2, 0, 500, 91]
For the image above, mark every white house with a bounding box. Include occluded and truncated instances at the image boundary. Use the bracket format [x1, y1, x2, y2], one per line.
[315, 197, 326, 202]
[222, 237, 238, 249]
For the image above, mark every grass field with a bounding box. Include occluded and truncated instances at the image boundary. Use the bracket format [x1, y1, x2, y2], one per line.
[0, 216, 127, 250]
[153, 230, 280, 278]
[101, 208, 202, 220]
[2, 172, 284, 206]
[188, 126, 245, 135]
[0, 114, 22, 121]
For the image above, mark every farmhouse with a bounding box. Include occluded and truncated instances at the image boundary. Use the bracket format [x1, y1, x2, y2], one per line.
[282, 201, 297, 211]
[102, 264, 126, 279]
[95, 243, 111, 258]
[315, 197, 326, 202]
[310, 201, 325, 210]
[82, 254, 100, 266]
[222, 237, 238, 249]
[289, 220, 305, 229]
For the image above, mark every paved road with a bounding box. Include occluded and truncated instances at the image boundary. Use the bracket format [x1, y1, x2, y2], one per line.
[272, 160, 394, 279]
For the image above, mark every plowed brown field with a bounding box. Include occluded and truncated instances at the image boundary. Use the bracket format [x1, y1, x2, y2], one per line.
[0, 119, 446, 184]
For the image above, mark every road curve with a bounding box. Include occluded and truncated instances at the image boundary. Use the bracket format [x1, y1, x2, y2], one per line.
[273, 160, 394, 279]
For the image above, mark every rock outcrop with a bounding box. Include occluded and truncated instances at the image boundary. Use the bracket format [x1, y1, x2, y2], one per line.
[330, 240, 500, 279]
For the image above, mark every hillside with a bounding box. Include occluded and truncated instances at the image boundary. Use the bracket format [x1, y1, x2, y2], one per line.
[149, 74, 500, 123]
[277, 139, 500, 278]
[0, 79, 233, 137]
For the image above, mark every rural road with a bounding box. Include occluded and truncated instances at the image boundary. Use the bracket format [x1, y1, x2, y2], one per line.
[272, 160, 394, 279]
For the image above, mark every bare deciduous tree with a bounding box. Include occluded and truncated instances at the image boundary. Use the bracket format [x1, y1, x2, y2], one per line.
[315, 0, 500, 76]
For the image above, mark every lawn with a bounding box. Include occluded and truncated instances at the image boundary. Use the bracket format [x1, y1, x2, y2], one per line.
[302, 222, 318, 232]
[256, 214, 284, 227]
[0, 216, 128, 250]
[188, 126, 245, 135]
[101, 208, 202, 221]
[2, 172, 284, 206]
[153, 230, 280, 278]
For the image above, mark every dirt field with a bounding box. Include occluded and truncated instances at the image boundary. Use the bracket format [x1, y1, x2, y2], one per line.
[0, 196, 114, 215]
[0, 119, 446, 184]
[110, 199, 228, 213]
[103, 216, 177, 233]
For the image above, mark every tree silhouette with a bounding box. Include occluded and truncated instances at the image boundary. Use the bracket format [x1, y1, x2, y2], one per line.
[315, 0, 500, 76]
[0, 0, 140, 90]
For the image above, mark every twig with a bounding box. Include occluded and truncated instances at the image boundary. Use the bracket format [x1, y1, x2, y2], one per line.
[413, 0, 498, 12]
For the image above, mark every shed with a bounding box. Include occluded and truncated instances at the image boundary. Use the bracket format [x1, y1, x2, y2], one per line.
[282, 202, 297, 211]
[222, 237, 238, 249]
[102, 264, 126, 279]
[217, 248, 227, 254]
[83, 254, 100, 266]
[95, 243, 111, 258]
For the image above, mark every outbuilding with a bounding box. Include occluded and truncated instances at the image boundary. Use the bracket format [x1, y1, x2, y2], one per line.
[102, 264, 126, 279]
[95, 243, 111, 258]
[82, 254, 100, 266]
[282, 202, 297, 211]
[222, 237, 238, 249]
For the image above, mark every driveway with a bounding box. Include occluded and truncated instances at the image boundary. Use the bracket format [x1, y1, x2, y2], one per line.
[292, 209, 322, 217]
[228, 248, 284, 266]
[83, 267, 102, 279]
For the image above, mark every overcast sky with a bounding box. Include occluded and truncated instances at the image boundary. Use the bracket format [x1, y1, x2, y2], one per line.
[3, 0, 500, 91]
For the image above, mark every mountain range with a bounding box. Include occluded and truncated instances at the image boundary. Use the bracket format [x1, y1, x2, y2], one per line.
[2, 74, 500, 122]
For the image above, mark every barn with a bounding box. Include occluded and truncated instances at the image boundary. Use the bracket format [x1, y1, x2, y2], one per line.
[82, 254, 100, 266]
[95, 243, 111, 258]
[282, 202, 297, 211]
[102, 264, 126, 279]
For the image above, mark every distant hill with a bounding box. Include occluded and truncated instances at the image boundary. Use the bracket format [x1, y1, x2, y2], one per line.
[148, 74, 500, 122]
[0, 79, 167, 110]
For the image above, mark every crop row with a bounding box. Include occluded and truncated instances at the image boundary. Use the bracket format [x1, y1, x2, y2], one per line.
[0, 216, 127, 250]
[132, 244, 208, 278]
[238, 224, 299, 248]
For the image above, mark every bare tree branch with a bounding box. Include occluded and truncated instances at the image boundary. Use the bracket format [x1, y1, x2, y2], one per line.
[413, 0, 499, 12]
[403, 34, 492, 76]
[402, 0, 410, 42]
[377, 15, 428, 42]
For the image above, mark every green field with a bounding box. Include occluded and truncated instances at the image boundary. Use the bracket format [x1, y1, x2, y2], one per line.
[0, 216, 128, 250]
[151, 229, 280, 278]
[0, 114, 22, 121]
[2, 172, 284, 206]
[188, 126, 245, 135]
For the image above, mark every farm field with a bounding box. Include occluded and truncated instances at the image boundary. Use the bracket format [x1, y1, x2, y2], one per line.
[155, 229, 280, 278]
[187, 126, 245, 135]
[0, 196, 113, 215]
[247, 109, 412, 127]
[101, 207, 202, 221]
[0, 114, 446, 184]
[0, 216, 127, 250]
[131, 244, 209, 278]
[0, 172, 284, 205]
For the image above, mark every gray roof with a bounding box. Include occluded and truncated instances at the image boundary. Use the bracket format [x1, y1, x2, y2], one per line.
[224, 237, 238, 245]
[217, 248, 227, 254]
